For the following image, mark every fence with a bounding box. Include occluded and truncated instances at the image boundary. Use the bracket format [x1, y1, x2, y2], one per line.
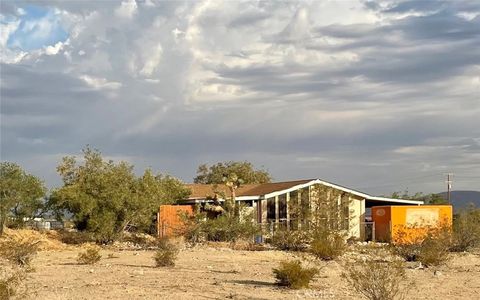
[158, 205, 194, 238]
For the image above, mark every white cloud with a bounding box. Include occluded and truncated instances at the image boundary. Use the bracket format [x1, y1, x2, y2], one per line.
[138, 43, 163, 77]
[0, 19, 20, 47]
[115, 0, 138, 19]
[80, 75, 122, 90]
[44, 41, 64, 55]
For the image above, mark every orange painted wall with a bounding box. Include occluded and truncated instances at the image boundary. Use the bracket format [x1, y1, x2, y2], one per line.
[158, 205, 194, 238]
[372, 206, 392, 242]
[372, 205, 452, 244]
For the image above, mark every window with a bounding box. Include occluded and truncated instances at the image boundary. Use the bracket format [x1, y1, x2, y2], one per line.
[278, 194, 287, 220]
[301, 187, 310, 219]
[267, 197, 275, 221]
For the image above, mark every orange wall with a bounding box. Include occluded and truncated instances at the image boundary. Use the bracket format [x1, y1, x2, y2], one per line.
[372, 205, 452, 244]
[371, 206, 392, 242]
[158, 205, 194, 238]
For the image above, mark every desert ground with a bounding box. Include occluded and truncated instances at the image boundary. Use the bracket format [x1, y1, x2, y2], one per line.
[15, 239, 480, 300]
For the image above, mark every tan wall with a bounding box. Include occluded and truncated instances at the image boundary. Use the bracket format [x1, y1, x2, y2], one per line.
[348, 196, 365, 239]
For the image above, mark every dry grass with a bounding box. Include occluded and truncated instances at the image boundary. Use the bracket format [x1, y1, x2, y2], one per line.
[0, 236, 40, 269]
[3, 228, 66, 251]
[0, 262, 27, 300]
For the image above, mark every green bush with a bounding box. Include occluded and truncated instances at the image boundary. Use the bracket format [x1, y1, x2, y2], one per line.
[203, 215, 259, 243]
[450, 206, 480, 252]
[310, 230, 346, 261]
[272, 260, 318, 289]
[182, 212, 260, 244]
[343, 257, 407, 300]
[271, 229, 309, 251]
[153, 238, 179, 267]
[0, 237, 39, 269]
[77, 246, 102, 265]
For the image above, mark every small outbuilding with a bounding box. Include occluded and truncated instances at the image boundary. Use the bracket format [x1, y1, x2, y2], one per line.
[372, 205, 453, 244]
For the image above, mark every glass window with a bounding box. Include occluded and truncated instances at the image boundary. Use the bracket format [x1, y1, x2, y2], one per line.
[278, 194, 287, 220]
[267, 197, 275, 221]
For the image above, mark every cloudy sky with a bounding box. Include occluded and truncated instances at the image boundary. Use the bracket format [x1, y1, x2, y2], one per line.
[1, 0, 479, 195]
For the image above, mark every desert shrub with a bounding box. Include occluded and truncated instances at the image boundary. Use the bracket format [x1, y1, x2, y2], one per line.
[121, 232, 158, 249]
[272, 260, 318, 289]
[391, 243, 419, 262]
[0, 237, 39, 269]
[271, 228, 309, 251]
[203, 214, 259, 243]
[450, 206, 480, 252]
[343, 253, 407, 300]
[416, 233, 450, 266]
[310, 230, 346, 261]
[0, 264, 26, 300]
[179, 212, 205, 245]
[182, 212, 260, 245]
[153, 238, 179, 267]
[231, 241, 267, 251]
[58, 230, 93, 245]
[392, 227, 451, 267]
[77, 245, 102, 265]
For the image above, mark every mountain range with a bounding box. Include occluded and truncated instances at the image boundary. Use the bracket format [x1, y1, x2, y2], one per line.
[437, 190, 480, 211]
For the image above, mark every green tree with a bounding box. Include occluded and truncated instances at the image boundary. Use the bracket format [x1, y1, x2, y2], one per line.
[193, 161, 271, 184]
[49, 147, 190, 242]
[0, 162, 46, 235]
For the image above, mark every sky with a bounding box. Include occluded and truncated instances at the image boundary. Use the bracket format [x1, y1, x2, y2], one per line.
[1, 0, 479, 196]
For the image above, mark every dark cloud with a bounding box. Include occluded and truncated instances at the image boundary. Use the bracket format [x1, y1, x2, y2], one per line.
[383, 0, 448, 14]
[1, 0, 479, 195]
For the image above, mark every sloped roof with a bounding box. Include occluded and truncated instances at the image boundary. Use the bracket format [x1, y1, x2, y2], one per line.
[186, 179, 313, 199]
[184, 179, 423, 205]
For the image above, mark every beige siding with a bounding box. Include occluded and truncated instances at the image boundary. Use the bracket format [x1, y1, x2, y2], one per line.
[348, 195, 365, 239]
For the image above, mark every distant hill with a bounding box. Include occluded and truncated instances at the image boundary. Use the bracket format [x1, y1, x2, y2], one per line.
[437, 191, 480, 211]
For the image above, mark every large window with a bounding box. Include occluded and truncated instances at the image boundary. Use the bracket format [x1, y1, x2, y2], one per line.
[278, 194, 287, 220]
[300, 188, 310, 228]
[267, 197, 275, 221]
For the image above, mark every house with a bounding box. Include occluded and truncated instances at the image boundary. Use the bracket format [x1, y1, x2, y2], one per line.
[173, 179, 423, 241]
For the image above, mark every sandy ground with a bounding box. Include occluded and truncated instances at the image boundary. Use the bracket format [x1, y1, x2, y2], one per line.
[19, 245, 480, 300]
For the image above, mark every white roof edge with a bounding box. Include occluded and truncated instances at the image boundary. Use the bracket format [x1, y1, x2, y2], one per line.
[262, 179, 424, 205]
[366, 196, 424, 205]
[264, 179, 373, 199]
[315, 179, 372, 199]
[263, 180, 320, 199]
[236, 196, 261, 201]
[181, 196, 259, 203]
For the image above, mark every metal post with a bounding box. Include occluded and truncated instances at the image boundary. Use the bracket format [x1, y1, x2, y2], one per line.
[372, 221, 375, 242]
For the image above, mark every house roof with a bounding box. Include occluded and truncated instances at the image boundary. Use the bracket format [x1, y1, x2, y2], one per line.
[186, 180, 312, 199]
[184, 179, 423, 205]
